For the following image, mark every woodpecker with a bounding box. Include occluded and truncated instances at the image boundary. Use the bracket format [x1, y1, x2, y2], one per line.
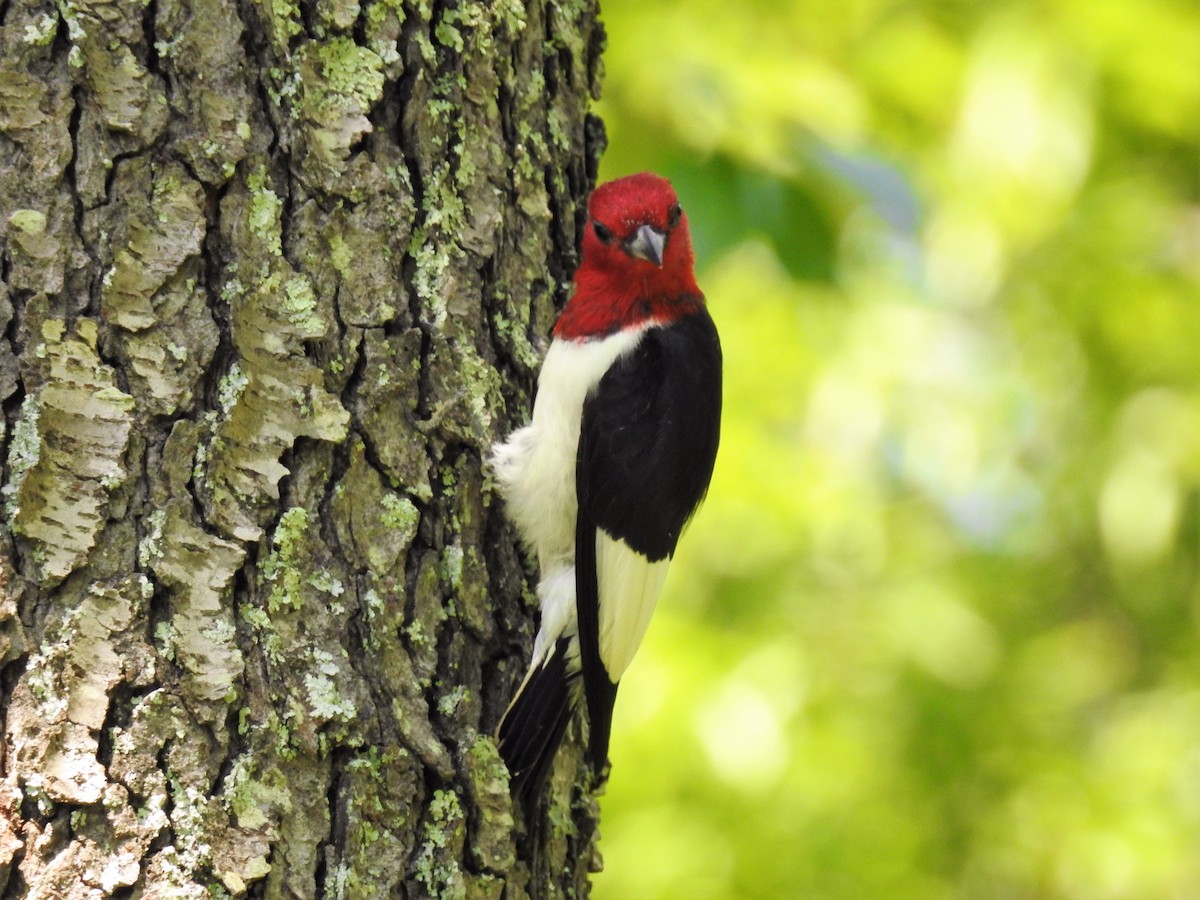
[492, 172, 722, 802]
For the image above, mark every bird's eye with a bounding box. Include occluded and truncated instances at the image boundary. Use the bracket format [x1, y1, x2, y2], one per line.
[667, 203, 682, 227]
[592, 221, 614, 244]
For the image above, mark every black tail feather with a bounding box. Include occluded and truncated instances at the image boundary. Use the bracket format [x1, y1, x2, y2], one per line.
[497, 638, 576, 811]
[584, 673, 618, 773]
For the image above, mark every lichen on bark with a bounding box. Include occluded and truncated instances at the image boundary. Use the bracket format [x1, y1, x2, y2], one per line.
[8, 318, 135, 585]
[0, 0, 608, 895]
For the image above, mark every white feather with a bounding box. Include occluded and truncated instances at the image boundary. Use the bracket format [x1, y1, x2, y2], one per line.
[596, 531, 670, 680]
[530, 565, 577, 669]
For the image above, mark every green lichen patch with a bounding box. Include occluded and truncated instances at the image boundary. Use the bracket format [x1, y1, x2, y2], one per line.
[261, 506, 310, 613]
[436, 683, 469, 717]
[202, 166, 350, 541]
[265, 0, 303, 53]
[422, 334, 504, 447]
[240, 603, 282, 663]
[217, 363, 249, 413]
[293, 38, 386, 184]
[85, 727, 224, 900]
[8, 208, 46, 233]
[441, 544, 464, 591]
[412, 788, 467, 898]
[20, 13, 58, 46]
[329, 232, 353, 272]
[137, 508, 167, 567]
[304, 666, 357, 722]
[363, 0, 405, 71]
[246, 165, 285, 255]
[213, 752, 292, 892]
[11, 319, 135, 585]
[489, 303, 543, 373]
[58, 0, 169, 142]
[382, 492, 420, 534]
[212, 769, 279, 888]
[291, 180, 413, 328]
[100, 163, 206, 331]
[224, 755, 291, 830]
[6, 206, 64, 295]
[244, 495, 370, 751]
[154, 0, 256, 183]
[463, 737, 516, 874]
[98, 160, 219, 415]
[282, 273, 322, 331]
[332, 442, 422, 575]
[322, 744, 419, 898]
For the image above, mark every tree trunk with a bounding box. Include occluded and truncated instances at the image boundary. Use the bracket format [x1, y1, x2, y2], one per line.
[0, 0, 606, 894]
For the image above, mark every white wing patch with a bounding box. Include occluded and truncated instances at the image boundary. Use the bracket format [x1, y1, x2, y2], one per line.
[596, 531, 670, 681]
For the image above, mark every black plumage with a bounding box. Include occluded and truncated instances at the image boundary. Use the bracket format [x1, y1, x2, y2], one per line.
[496, 637, 577, 806]
[574, 308, 723, 770]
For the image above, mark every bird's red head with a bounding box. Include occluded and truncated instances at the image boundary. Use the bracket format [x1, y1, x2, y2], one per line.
[554, 172, 703, 340]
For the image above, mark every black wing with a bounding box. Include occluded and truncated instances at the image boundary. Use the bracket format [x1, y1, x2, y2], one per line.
[574, 307, 722, 769]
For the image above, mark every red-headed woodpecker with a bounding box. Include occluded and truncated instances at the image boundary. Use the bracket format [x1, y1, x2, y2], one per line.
[492, 172, 722, 802]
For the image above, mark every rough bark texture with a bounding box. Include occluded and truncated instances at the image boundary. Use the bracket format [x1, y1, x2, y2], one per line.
[0, 0, 607, 895]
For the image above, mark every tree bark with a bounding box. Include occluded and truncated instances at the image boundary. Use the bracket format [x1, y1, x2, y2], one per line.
[0, 0, 606, 895]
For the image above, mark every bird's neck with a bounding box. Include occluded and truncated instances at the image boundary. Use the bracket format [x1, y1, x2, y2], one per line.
[553, 285, 702, 341]
[554, 264, 702, 341]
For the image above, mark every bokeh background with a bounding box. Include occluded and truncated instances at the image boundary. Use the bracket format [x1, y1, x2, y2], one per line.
[589, 1, 1200, 897]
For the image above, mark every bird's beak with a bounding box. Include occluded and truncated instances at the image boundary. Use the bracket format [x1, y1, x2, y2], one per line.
[625, 224, 666, 267]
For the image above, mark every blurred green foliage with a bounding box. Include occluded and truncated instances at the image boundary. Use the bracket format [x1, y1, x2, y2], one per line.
[590, 1, 1200, 897]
